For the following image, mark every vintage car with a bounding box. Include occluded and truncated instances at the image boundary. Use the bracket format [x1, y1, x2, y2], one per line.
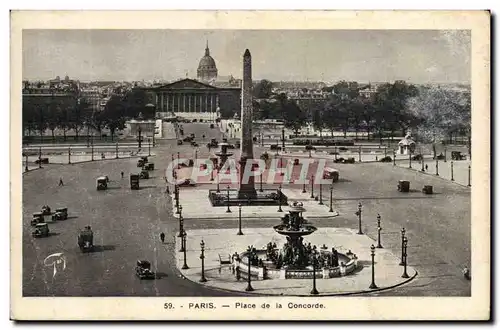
[140, 169, 150, 179]
[323, 167, 340, 182]
[135, 260, 155, 280]
[176, 178, 197, 187]
[34, 157, 49, 164]
[130, 174, 140, 190]
[451, 151, 467, 160]
[78, 226, 94, 252]
[177, 140, 183, 145]
[207, 139, 219, 148]
[32, 223, 50, 238]
[52, 207, 68, 221]
[191, 141, 199, 147]
[31, 212, 45, 226]
[137, 158, 145, 167]
[141, 156, 148, 163]
[144, 163, 155, 171]
[41, 205, 51, 215]
[96, 176, 108, 190]
[183, 136, 193, 143]
[398, 180, 410, 193]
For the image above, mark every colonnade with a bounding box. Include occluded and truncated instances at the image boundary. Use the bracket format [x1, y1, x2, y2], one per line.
[155, 92, 219, 114]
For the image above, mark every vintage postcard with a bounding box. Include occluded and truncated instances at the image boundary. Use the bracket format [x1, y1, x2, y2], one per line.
[10, 10, 490, 321]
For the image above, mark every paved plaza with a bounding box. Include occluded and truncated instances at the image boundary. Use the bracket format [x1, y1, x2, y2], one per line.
[21, 122, 471, 297]
[175, 228, 416, 296]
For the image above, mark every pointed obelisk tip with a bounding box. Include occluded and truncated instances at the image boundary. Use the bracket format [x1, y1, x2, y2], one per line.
[244, 49, 251, 57]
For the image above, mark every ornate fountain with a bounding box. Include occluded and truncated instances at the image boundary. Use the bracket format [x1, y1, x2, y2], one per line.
[234, 202, 359, 280]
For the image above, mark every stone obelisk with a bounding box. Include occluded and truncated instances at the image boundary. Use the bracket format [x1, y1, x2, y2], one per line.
[238, 49, 257, 199]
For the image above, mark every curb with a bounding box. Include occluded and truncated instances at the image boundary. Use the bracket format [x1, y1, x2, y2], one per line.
[390, 163, 471, 189]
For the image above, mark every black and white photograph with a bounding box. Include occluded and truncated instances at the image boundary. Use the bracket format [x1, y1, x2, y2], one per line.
[10, 10, 490, 321]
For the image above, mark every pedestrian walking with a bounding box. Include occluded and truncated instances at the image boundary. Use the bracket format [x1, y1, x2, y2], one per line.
[160, 232, 165, 244]
[58, 178, 64, 186]
[121, 171, 124, 179]
[425, 164, 428, 171]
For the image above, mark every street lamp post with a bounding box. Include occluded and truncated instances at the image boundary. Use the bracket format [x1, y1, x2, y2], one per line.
[138, 128, 142, 148]
[409, 151, 412, 169]
[436, 159, 439, 176]
[369, 244, 378, 289]
[444, 146, 447, 162]
[393, 150, 396, 166]
[310, 250, 319, 295]
[210, 165, 214, 181]
[148, 138, 151, 156]
[226, 186, 231, 213]
[277, 185, 283, 212]
[376, 214, 383, 248]
[401, 237, 409, 278]
[38, 147, 42, 168]
[329, 185, 334, 212]
[421, 153, 425, 172]
[68, 147, 71, 164]
[200, 240, 207, 282]
[468, 164, 471, 187]
[177, 206, 184, 237]
[318, 184, 323, 205]
[451, 160, 454, 181]
[356, 202, 363, 235]
[116, 142, 119, 159]
[310, 175, 314, 199]
[181, 230, 189, 270]
[91, 139, 94, 161]
[399, 228, 406, 265]
[359, 145, 362, 163]
[259, 171, 263, 192]
[216, 169, 220, 193]
[245, 246, 254, 292]
[24, 152, 28, 172]
[237, 203, 243, 235]
[175, 185, 180, 214]
[281, 127, 286, 153]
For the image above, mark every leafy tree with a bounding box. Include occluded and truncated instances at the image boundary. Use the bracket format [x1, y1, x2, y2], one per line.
[102, 95, 126, 141]
[253, 79, 274, 99]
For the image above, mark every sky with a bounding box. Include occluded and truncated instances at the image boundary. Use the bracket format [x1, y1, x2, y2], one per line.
[22, 29, 471, 84]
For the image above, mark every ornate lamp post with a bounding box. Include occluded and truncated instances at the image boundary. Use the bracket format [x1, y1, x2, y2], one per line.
[444, 146, 447, 162]
[356, 202, 363, 235]
[302, 179, 306, 194]
[451, 160, 454, 181]
[91, 139, 94, 161]
[177, 206, 184, 238]
[376, 214, 383, 248]
[468, 164, 471, 187]
[358, 145, 362, 163]
[138, 127, 142, 148]
[175, 185, 180, 214]
[435, 158, 439, 176]
[115, 142, 119, 159]
[281, 127, 286, 153]
[401, 237, 409, 278]
[310, 249, 319, 295]
[318, 183, 323, 205]
[408, 151, 412, 169]
[68, 147, 71, 164]
[181, 230, 189, 270]
[369, 244, 378, 289]
[148, 138, 151, 157]
[310, 175, 315, 199]
[200, 240, 207, 282]
[245, 246, 255, 292]
[216, 169, 220, 192]
[329, 185, 334, 212]
[259, 171, 263, 192]
[237, 203, 243, 235]
[38, 147, 42, 168]
[277, 185, 283, 212]
[226, 186, 231, 213]
[393, 150, 396, 166]
[399, 228, 406, 265]
[421, 153, 425, 172]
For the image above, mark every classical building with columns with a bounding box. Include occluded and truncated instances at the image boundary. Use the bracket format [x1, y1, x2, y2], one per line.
[148, 78, 241, 121]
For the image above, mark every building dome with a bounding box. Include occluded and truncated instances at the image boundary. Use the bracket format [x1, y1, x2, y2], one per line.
[197, 41, 218, 83]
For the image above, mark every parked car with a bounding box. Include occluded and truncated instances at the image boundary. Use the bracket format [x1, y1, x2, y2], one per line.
[136, 260, 155, 279]
[31, 212, 44, 226]
[52, 207, 68, 221]
[96, 177, 108, 190]
[32, 223, 49, 238]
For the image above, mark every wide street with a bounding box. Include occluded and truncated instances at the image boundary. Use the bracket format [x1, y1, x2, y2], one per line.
[22, 122, 471, 296]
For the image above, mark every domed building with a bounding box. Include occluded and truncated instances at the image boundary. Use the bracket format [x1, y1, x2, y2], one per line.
[197, 41, 218, 83]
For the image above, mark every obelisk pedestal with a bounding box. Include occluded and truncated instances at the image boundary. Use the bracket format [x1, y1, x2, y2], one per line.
[238, 49, 257, 199]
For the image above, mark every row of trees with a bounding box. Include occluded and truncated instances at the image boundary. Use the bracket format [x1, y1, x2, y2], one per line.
[22, 89, 153, 142]
[251, 79, 471, 145]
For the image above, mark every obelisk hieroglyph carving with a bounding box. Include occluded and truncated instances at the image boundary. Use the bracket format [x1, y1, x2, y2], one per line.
[238, 49, 257, 199]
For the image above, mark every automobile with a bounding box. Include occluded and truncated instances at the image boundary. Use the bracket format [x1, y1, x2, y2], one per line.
[191, 141, 199, 147]
[137, 159, 145, 167]
[183, 136, 193, 143]
[210, 124, 215, 129]
[323, 167, 340, 182]
[144, 163, 155, 171]
[35, 157, 49, 164]
[130, 174, 140, 190]
[177, 140, 183, 145]
[31, 212, 44, 226]
[176, 178, 197, 187]
[32, 223, 50, 238]
[96, 176, 108, 190]
[140, 169, 150, 179]
[398, 180, 410, 193]
[411, 154, 423, 161]
[141, 156, 148, 163]
[78, 226, 94, 252]
[135, 260, 155, 280]
[305, 145, 316, 151]
[451, 151, 467, 160]
[52, 207, 68, 221]
[41, 205, 52, 215]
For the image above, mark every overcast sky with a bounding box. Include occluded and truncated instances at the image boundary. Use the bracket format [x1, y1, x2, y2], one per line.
[22, 29, 470, 84]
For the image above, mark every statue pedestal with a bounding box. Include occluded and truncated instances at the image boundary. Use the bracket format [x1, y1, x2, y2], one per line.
[238, 157, 257, 199]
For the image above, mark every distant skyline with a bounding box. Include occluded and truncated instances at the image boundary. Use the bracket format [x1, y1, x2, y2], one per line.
[22, 29, 471, 84]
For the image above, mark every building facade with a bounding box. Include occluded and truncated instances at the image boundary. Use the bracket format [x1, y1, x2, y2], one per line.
[147, 78, 241, 121]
